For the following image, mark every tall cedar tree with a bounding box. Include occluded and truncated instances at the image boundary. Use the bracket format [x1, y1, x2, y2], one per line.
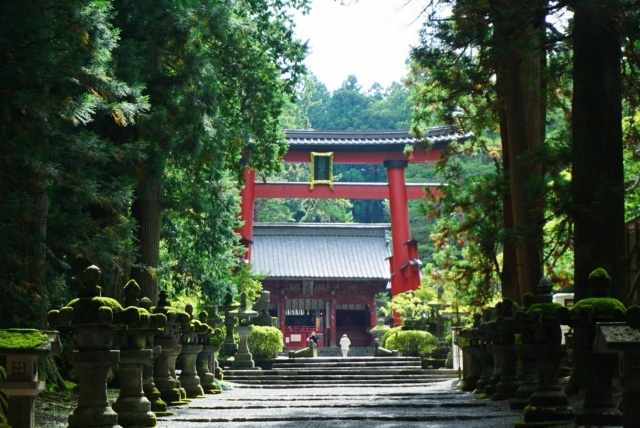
[411, 0, 550, 303]
[0, 0, 146, 327]
[570, 0, 626, 302]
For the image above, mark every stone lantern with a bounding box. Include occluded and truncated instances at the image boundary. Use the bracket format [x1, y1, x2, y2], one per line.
[229, 292, 259, 369]
[0, 329, 61, 428]
[593, 303, 640, 427]
[509, 292, 537, 411]
[220, 294, 241, 357]
[177, 305, 207, 398]
[457, 313, 483, 392]
[478, 306, 501, 398]
[469, 309, 494, 395]
[484, 299, 521, 401]
[555, 268, 625, 427]
[150, 290, 191, 407]
[513, 277, 573, 424]
[112, 280, 167, 428]
[204, 306, 225, 381]
[138, 297, 172, 417]
[47, 265, 140, 428]
[196, 311, 219, 394]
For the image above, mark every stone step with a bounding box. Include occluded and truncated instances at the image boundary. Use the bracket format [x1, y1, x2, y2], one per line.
[228, 380, 457, 388]
[224, 368, 440, 376]
[225, 373, 451, 381]
[274, 356, 420, 363]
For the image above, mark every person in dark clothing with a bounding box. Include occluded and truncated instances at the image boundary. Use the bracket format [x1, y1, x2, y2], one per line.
[309, 331, 318, 345]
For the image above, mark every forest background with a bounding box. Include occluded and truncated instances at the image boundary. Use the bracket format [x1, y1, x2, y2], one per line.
[2, 0, 640, 335]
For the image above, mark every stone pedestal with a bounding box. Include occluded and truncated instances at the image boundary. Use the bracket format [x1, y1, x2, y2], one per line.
[472, 347, 493, 395]
[221, 303, 239, 357]
[153, 337, 183, 406]
[168, 342, 190, 403]
[511, 344, 538, 410]
[523, 344, 573, 425]
[492, 344, 520, 401]
[460, 346, 481, 392]
[113, 349, 156, 427]
[482, 344, 501, 397]
[212, 344, 223, 380]
[575, 349, 621, 427]
[197, 345, 219, 394]
[143, 345, 173, 416]
[232, 325, 259, 369]
[68, 350, 120, 428]
[179, 344, 204, 398]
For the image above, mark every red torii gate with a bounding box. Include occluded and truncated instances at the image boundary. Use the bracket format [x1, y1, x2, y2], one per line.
[237, 128, 466, 297]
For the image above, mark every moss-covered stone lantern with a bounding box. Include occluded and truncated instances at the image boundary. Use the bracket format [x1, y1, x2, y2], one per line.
[220, 294, 241, 357]
[112, 280, 166, 428]
[509, 292, 537, 411]
[150, 290, 190, 407]
[513, 277, 573, 426]
[229, 292, 259, 369]
[204, 306, 225, 381]
[0, 329, 61, 428]
[47, 265, 139, 428]
[477, 306, 502, 398]
[486, 299, 521, 401]
[195, 311, 219, 394]
[137, 297, 172, 417]
[555, 268, 625, 427]
[177, 305, 207, 398]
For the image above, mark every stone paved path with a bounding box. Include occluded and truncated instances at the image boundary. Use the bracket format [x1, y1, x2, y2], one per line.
[158, 380, 523, 428]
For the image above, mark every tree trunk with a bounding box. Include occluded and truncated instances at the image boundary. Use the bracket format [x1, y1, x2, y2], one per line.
[493, 2, 546, 300]
[496, 82, 521, 304]
[131, 171, 163, 305]
[571, 0, 625, 302]
[33, 174, 48, 328]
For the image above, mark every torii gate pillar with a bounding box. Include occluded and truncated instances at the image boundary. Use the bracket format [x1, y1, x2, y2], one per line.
[384, 160, 414, 296]
[237, 163, 256, 261]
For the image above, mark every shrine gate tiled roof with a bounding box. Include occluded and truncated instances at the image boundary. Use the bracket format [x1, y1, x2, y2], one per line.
[251, 223, 391, 281]
[285, 127, 471, 151]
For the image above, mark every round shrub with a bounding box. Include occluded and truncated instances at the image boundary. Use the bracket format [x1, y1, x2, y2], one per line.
[385, 330, 439, 357]
[381, 326, 403, 349]
[247, 326, 283, 360]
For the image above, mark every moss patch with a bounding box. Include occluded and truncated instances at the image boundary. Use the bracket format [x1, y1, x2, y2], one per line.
[569, 297, 626, 320]
[66, 297, 124, 324]
[526, 303, 563, 321]
[0, 329, 48, 350]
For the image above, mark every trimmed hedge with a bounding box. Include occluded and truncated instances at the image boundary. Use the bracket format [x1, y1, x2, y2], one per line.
[385, 330, 440, 357]
[247, 326, 283, 360]
[380, 326, 403, 349]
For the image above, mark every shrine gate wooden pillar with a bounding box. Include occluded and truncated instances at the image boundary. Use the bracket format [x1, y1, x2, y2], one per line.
[384, 160, 411, 295]
[237, 162, 256, 261]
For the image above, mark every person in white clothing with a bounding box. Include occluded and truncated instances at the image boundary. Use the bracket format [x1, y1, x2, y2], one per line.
[339, 334, 351, 357]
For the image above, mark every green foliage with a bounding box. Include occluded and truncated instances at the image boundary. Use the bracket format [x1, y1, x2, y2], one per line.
[381, 326, 403, 349]
[0, 329, 48, 350]
[247, 326, 284, 359]
[385, 330, 440, 357]
[386, 290, 435, 324]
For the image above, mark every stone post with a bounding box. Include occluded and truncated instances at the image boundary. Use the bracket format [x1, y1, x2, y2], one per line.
[0, 330, 61, 428]
[555, 268, 625, 427]
[479, 308, 501, 398]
